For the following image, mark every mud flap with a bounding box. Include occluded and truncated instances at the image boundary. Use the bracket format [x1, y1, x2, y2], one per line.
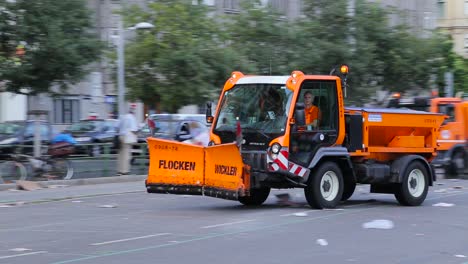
[146, 138, 248, 201]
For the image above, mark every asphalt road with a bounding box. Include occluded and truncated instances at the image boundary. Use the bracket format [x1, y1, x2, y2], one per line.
[1, 179, 468, 264]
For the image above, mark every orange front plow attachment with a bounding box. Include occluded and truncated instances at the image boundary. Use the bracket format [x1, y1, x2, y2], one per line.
[146, 138, 249, 200]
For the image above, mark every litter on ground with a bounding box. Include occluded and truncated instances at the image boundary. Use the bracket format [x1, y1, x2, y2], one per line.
[432, 202, 454, 207]
[362, 219, 394, 230]
[316, 239, 328, 246]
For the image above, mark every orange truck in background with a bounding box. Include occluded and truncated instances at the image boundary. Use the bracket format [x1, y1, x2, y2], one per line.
[386, 95, 468, 178]
[146, 67, 445, 209]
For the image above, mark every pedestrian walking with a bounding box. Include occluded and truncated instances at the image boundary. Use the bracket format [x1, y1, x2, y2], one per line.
[117, 107, 138, 175]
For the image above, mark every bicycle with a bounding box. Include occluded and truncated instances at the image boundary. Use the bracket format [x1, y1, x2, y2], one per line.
[0, 157, 28, 182]
[0, 142, 75, 181]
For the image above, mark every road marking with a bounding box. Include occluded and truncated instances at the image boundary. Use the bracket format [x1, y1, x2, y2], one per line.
[90, 233, 170, 246]
[0, 251, 47, 260]
[200, 219, 255, 229]
[50, 190, 468, 264]
[51, 209, 373, 264]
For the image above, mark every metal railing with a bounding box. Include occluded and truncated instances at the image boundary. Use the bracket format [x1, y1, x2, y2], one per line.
[0, 142, 149, 183]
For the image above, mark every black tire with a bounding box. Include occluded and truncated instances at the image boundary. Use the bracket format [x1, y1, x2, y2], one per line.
[304, 162, 343, 209]
[48, 158, 74, 180]
[449, 150, 465, 178]
[238, 187, 270, 206]
[394, 160, 428, 206]
[0, 161, 27, 182]
[341, 180, 356, 201]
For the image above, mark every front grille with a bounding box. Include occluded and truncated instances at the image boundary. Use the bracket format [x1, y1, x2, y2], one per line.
[241, 151, 267, 171]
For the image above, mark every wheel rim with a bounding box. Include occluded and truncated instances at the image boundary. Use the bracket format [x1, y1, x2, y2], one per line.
[407, 168, 425, 197]
[454, 154, 465, 171]
[320, 171, 339, 201]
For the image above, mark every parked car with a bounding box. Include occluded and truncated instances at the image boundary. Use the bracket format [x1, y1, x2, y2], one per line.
[132, 114, 209, 157]
[0, 120, 54, 159]
[67, 119, 119, 156]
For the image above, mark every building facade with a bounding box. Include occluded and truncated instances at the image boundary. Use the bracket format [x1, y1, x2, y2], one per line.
[437, 0, 468, 58]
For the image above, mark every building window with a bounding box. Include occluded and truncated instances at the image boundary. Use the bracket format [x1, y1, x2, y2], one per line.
[465, 0, 468, 15]
[223, 0, 239, 12]
[437, 0, 445, 19]
[54, 99, 80, 124]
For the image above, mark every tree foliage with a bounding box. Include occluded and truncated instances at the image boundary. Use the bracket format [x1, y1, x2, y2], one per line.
[0, 0, 102, 95]
[124, 0, 245, 113]
[122, 0, 458, 111]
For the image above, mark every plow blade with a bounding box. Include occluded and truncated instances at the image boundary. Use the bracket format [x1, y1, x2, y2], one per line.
[146, 138, 249, 201]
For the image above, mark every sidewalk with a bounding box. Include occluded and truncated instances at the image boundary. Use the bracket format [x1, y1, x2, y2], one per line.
[0, 175, 147, 205]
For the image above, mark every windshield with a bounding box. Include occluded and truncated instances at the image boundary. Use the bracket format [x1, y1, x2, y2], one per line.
[69, 120, 103, 132]
[214, 83, 293, 135]
[0, 123, 22, 135]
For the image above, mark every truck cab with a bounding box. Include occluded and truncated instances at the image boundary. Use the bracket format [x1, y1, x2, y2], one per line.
[209, 71, 345, 189]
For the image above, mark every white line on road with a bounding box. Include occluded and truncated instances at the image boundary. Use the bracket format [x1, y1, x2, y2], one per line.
[200, 219, 256, 229]
[0, 251, 47, 260]
[90, 233, 171, 246]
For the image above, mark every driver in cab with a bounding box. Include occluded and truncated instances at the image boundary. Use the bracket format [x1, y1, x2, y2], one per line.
[303, 91, 320, 129]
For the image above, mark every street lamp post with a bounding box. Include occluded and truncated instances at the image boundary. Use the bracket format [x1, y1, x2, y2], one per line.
[117, 21, 154, 118]
[117, 19, 126, 118]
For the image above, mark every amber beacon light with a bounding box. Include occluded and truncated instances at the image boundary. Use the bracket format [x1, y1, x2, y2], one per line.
[340, 65, 349, 75]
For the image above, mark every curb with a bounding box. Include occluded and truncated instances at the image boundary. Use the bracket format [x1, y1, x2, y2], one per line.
[0, 175, 147, 192]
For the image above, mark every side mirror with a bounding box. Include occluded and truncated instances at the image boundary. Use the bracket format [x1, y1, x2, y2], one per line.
[294, 103, 306, 126]
[206, 102, 213, 124]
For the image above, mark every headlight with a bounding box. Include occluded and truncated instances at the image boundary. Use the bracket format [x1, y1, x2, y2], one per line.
[0, 138, 17, 145]
[208, 141, 216, 146]
[271, 143, 281, 154]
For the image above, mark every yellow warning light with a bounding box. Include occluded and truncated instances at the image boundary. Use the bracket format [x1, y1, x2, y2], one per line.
[391, 92, 401, 99]
[340, 65, 349, 75]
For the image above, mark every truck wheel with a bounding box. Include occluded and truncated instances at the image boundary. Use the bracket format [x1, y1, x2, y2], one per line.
[341, 180, 356, 201]
[238, 187, 270, 206]
[450, 150, 465, 177]
[394, 161, 428, 206]
[304, 162, 343, 209]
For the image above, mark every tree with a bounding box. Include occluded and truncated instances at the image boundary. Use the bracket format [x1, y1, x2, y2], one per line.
[124, 0, 245, 113]
[224, 1, 295, 75]
[0, 0, 102, 95]
[122, 0, 458, 110]
[453, 55, 468, 95]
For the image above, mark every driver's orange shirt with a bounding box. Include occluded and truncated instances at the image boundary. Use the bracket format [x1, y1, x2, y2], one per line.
[305, 105, 320, 125]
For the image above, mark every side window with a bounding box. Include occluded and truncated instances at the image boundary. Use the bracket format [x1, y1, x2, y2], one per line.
[445, 105, 456, 122]
[40, 124, 49, 138]
[290, 81, 338, 166]
[439, 104, 456, 122]
[298, 88, 324, 130]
